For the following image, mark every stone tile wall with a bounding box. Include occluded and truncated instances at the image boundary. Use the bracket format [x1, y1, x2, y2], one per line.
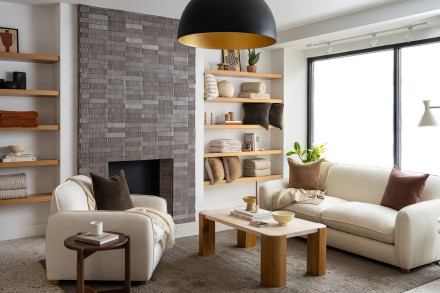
[77, 5, 196, 223]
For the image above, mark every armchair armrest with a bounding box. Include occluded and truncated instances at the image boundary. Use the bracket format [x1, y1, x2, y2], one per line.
[395, 199, 440, 270]
[130, 194, 167, 213]
[259, 179, 289, 210]
[46, 211, 156, 281]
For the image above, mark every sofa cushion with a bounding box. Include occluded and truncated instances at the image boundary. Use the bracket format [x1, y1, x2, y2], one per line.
[321, 202, 398, 244]
[283, 196, 348, 223]
[380, 166, 429, 210]
[288, 158, 322, 190]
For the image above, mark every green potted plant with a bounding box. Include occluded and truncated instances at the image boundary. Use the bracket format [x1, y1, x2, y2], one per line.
[286, 142, 327, 163]
[247, 49, 260, 73]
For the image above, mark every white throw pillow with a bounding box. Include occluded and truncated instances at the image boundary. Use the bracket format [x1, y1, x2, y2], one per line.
[204, 73, 218, 100]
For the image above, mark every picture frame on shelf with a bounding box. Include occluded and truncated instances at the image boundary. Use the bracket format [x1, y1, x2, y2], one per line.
[244, 133, 259, 151]
[222, 49, 241, 72]
[0, 27, 19, 53]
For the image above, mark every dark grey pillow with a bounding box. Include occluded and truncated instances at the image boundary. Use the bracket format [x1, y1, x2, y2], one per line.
[269, 103, 284, 129]
[242, 103, 271, 130]
[91, 170, 134, 210]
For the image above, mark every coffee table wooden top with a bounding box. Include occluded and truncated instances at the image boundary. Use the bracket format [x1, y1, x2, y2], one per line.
[202, 207, 325, 238]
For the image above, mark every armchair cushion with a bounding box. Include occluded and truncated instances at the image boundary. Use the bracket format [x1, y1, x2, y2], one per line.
[91, 170, 134, 210]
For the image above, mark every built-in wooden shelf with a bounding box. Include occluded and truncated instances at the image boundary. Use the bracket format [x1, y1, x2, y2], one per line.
[0, 52, 60, 64]
[205, 125, 278, 130]
[0, 125, 59, 131]
[204, 69, 283, 80]
[0, 89, 59, 97]
[0, 160, 59, 168]
[204, 150, 283, 158]
[205, 97, 283, 104]
[204, 174, 283, 186]
[0, 193, 52, 206]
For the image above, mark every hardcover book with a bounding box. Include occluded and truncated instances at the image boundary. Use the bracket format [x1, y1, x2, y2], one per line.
[74, 232, 119, 245]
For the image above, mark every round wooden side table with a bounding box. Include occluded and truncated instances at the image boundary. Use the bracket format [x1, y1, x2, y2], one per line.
[64, 231, 130, 293]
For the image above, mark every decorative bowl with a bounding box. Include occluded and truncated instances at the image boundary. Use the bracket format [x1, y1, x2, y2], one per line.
[242, 196, 256, 211]
[8, 145, 27, 154]
[272, 211, 295, 225]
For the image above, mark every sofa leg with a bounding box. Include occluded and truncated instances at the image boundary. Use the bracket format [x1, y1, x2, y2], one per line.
[49, 280, 60, 285]
[401, 268, 410, 274]
[139, 281, 149, 285]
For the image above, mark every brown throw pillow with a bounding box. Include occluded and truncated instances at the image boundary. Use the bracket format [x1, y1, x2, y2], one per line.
[91, 170, 134, 210]
[205, 158, 225, 185]
[222, 156, 242, 183]
[269, 103, 284, 130]
[242, 103, 271, 130]
[380, 166, 429, 210]
[288, 158, 322, 190]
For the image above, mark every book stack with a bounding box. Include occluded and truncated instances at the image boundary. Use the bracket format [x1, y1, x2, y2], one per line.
[75, 232, 119, 245]
[2, 153, 36, 162]
[230, 208, 272, 221]
[216, 121, 243, 125]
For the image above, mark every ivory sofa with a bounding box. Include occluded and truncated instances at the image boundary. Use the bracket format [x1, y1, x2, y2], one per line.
[259, 163, 440, 272]
[45, 179, 169, 283]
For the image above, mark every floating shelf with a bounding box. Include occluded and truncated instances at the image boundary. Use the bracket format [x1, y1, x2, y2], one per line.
[204, 150, 283, 158]
[204, 69, 283, 80]
[0, 125, 59, 131]
[0, 52, 59, 64]
[205, 125, 278, 130]
[204, 174, 283, 186]
[0, 193, 52, 206]
[0, 160, 59, 168]
[205, 97, 283, 104]
[0, 89, 59, 97]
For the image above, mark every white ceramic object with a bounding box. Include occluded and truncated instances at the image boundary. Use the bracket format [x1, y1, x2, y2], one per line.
[272, 211, 295, 225]
[8, 145, 27, 154]
[90, 221, 103, 236]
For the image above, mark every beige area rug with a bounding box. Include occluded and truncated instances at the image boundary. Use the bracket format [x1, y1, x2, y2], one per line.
[50, 229, 440, 293]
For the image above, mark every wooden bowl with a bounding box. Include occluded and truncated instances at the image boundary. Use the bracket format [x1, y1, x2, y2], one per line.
[272, 211, 295, 225]
[243, 196, 256, 211]
[8, 145, 27, 154]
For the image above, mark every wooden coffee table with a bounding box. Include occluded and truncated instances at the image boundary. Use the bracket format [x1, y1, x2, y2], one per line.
[199, 208, 326, 288]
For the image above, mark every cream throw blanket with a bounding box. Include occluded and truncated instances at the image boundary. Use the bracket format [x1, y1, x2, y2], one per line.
[67, 175, 175, 248]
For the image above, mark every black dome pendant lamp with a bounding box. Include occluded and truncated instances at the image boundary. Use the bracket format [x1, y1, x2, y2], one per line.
[177, 0, 277, 49]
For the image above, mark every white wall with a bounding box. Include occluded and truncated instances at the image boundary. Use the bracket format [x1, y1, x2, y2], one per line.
[0, 2, 58, 240]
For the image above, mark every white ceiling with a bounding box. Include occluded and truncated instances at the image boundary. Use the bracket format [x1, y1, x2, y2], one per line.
[1, 0, 403, 32]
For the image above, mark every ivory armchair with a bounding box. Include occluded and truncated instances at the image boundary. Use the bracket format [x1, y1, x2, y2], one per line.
[45, 179, 169, 283]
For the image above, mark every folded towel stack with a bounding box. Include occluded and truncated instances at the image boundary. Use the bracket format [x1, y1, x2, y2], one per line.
[243, 158, 271, 177]
[210, 139, 242, 153]
[0, 173, 29, 199]
[238, 82, 270, 99]
[0, 111, 39, 128]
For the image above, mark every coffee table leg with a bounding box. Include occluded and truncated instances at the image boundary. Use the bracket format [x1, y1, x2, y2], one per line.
[237, 230, 256, 248]
[199, 212, 215, 256]
[307, 227, 326, 276]
[77, 249, 84, 293]
[261, 235, 286, 287]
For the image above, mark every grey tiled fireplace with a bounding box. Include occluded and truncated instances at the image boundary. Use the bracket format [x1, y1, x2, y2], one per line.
[77, 5, 196, 223]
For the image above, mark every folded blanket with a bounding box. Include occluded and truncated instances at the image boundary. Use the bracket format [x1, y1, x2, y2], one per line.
[0, 173, 27, 190]
[128, 207, 175, 248]
[210, 147, 242, 153]
[0, 188, 28, 199]
[1, 121, 39, 127]
[0, 111, 39, 127]
[0, 110, 39, 118]
[210, 139, 242, 147]
[270, 188, 325, 211]
[243, 158, 270, 170]
[243, 168, 271, 177]
[241, 82, 266, 93]
[238, 92, 270, 99]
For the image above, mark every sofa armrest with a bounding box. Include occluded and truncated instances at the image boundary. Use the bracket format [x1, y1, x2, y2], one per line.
[131, 194, 167, 213]
[46, 211, 156, 281]
[395, 199, 440, 270]
[259, 178, 289, 210]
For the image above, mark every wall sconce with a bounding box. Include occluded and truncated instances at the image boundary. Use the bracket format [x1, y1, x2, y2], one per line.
[418, 100, 440, 127]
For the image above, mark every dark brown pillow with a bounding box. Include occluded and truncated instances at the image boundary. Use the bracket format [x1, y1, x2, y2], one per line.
[287, 158, 322, 190]
[380, 166, 429, 210]
[91, 170, 134, 210]
[205, 158, 225, 185]
[222, 156, 242, 183]
[269, 103, 283, 129]
[242, 103, 271, 130]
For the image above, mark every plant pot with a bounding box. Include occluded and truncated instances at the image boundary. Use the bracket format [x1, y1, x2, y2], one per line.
[247, 65, 257, 73]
